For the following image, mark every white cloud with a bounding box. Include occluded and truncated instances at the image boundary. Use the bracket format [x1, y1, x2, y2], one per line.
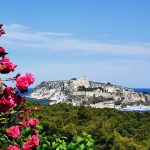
[1, 24, 150, 57]
[5, 24, 30, 31]
[1, 24, 150, 87]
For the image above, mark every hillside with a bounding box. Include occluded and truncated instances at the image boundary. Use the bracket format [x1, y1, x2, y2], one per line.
[29, 102, 150, 150]
[28, 77, 150, 108]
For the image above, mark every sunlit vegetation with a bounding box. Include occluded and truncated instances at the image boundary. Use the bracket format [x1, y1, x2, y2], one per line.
[28, 101, 150, 150]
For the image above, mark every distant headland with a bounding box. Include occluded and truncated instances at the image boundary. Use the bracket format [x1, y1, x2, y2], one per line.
[28, 77, 150, 110]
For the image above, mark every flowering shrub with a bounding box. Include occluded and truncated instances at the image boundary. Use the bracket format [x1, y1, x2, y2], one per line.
[0, 23, 41, 150]
[0, 23, 94, 150]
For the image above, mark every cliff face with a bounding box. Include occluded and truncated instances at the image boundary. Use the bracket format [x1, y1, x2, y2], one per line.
[28, 77, 150, 108]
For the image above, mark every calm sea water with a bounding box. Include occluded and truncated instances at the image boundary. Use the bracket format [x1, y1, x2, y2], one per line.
[133, 88, 150, 94]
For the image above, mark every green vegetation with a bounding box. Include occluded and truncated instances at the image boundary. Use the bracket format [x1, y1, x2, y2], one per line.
[77, 86, 101, 92]
[114, 100, 122, 106]
[28, 102, 150, 150]
[90, 95, 110, 104]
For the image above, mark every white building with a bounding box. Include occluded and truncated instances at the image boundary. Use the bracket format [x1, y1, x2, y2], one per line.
[71, 77, 90, 90]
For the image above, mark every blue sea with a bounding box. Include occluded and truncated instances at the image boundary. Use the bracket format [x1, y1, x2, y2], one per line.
[133, 88, 150, 94]
[20, 88, 34, 96]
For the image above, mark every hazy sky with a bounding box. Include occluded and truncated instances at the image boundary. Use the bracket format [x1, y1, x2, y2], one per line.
[0, 0, 150, 88]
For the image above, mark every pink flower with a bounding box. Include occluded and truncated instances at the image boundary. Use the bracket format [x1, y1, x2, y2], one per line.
[7, 96, 16, 107]
[6, 125, 20, 139]
[23, 142, 32, 150]
[23, 135, 39, 150]
[3, 87, 22, 106]
[28, 118, 39, 127]
[16, 73, 34, 92]
[26, 73, 34, 84]
[0, 56, 17, 73]
[0, 47, 6, 53]
[16, 76, 29, 92]
[3, 87, 14, 98]
[31, 135, 39, 146]
[0, 97, 15, 113]
[7, 145, 20, 150]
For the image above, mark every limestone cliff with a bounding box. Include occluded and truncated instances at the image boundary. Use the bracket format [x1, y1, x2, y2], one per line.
[28, 77, 150, 108]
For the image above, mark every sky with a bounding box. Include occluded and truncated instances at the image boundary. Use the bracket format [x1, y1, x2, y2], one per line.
[0, 0, 150, 88]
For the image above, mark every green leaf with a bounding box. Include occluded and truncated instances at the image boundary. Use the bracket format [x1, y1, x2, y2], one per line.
[0, 117, 9, 123]
[42, 144, 48, 148]
[26, 127, 32, 132]
[38, 134, 43, 140]
[10, 110, 18, 114]
[36, 145, 43, 150]
[46, 140, 50, 145]
[36, 125, 43, 130]
[79, 144, 85, 150]
[76, 136, 83, 143]
[0, 137, 6, 141]
[13, 106, 20, 111]
[21, 127, 31, 137]
[86, 141, 92, 147]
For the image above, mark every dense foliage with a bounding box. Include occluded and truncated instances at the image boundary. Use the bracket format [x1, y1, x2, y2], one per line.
[28, 102, 150, 150]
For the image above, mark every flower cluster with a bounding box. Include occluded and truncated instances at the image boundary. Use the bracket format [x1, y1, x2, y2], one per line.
[7, 145, 20, 150]
[0, 23, 40, 150]
[0, 97, 16, 113]
[7, 135, 40, 150]
[19, 118, 39, 128]
[28, 118, 39, 127]
[0, 87, 22, 113]
[7, 125, 20, 139]
[23, 135, 39, 150]
[0, 56, 17, 74]
[16, 73, 34, 92]
[6, 114, 40, 150]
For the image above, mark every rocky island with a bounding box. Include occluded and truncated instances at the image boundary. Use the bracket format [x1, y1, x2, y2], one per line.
[28, 77, 150, 109]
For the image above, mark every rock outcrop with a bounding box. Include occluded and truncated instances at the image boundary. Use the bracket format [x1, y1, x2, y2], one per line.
[28, 77, 150, 108]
